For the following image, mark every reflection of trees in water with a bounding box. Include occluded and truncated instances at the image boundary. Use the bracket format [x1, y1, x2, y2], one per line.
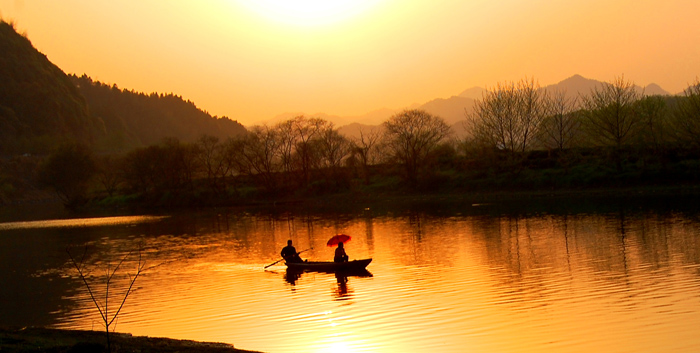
[471, 209, 700, 304]
[363, 208, 375, 255]
[385, 211, 463, 267]
[473, 214, 571, 302]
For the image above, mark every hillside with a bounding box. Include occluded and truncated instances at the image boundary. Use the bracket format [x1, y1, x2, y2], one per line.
[0, 20, 99, 154]
[0, 20, 247, 155]
[71, 75, 247, 152]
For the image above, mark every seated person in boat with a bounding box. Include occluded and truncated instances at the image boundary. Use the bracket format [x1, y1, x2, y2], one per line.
[334, 242, 349, 263]
[281, 240, 303, 263]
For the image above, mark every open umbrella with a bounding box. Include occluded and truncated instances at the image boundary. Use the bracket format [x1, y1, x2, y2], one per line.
[327, 234, 351, 247]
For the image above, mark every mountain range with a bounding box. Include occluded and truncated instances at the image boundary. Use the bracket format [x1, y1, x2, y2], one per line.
[264, 75, 673, 140]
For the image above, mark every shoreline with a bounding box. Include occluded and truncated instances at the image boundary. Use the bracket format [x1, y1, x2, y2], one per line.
[0, 326, 262, 353]
[3, 184, 700, 221]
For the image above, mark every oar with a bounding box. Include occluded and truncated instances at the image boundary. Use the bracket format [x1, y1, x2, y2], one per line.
[264, 248, 312, 269]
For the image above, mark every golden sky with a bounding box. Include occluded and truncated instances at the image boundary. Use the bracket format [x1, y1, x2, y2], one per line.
[2, 0, 699, 126]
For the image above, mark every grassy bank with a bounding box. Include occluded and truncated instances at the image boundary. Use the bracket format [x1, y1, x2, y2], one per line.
[0, 327, 262, 353]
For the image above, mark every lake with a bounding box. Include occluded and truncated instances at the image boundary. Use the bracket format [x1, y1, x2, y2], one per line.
[1, 195, 700, 352]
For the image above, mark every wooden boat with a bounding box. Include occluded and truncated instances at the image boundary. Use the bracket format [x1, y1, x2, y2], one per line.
[286, 258, 372, 272]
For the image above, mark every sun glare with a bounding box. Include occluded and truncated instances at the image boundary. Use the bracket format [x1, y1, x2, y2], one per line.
[236, 0, 382, 27]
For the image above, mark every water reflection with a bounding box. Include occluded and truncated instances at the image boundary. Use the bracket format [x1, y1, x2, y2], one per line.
[281, 268, 374, 301]
[333, 270, 374, 301]
[2, 197, 700, 352]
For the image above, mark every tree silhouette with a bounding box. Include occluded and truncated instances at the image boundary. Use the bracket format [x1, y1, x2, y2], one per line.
[37, 143, 96, 207]
[579, 76, 643, 150]
[671, 79, 700, 148]
[383, 109, 451, 184]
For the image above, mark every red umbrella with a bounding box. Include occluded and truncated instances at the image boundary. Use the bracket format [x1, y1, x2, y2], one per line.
[327, 234, 351, 247]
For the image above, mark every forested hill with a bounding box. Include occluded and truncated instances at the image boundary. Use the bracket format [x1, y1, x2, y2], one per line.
[0, 20, 99, 154]
[0, 20, 247, 155]
[70, 74, 247, 152]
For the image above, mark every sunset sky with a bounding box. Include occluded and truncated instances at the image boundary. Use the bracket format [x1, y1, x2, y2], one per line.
[1, 0, 698, 126]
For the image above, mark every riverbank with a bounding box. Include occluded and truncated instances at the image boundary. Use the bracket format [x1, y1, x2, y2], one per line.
[0, 326, 262, 352]
[244, 183, 700, 214]
[3, 183, 700, 223]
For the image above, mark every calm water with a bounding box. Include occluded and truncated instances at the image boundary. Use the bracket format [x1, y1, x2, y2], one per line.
[1, 197, 700, 352]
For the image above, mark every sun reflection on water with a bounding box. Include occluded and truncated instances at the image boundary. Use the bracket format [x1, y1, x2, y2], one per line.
[21, 206, 700, 353]
[0, 215, 167, 230]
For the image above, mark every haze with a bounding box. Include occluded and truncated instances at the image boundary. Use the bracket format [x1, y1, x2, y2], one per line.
[1, 0, 698, 126]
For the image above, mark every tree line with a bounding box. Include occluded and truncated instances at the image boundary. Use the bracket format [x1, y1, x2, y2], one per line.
[33, 76, 700, 208]
[70, 74, 247, 153]
[465, 76, 700, 178]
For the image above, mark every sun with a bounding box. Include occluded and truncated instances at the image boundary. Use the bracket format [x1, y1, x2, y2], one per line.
[236, 0, 382, 27]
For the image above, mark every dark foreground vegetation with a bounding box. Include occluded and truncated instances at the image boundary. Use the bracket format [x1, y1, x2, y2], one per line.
[0, 327, 261, 353]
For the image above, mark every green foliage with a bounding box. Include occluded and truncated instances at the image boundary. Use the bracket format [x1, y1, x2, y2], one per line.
[579, 75, 643, 151]
[94, 194, 139, 207]
[0, 20, 97, 154]
[670, 79, 700, 148]
[383, 109, 451, 184]
[37, 143, 96, 207]
[635, 95, 668, 149]
[120, 139, 199, 196]
[70, 75, 247, 153]
[0, 19, 248, 156]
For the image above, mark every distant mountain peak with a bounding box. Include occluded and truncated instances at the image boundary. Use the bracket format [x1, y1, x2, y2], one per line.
[458, 87, 487, 100]
[643, 83, 670, 96]
[564, 74, 587, 81]
[557, 74, 600, 86]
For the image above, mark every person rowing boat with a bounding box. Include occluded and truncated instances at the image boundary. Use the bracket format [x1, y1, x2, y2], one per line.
[281, 240, 304, 263]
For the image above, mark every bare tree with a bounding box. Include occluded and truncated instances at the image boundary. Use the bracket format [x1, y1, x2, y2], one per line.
[196, 135, 230, 193]
[95, 155, 123, 198]
[274, 116, 328, 187]
[67, 246, 145, 353]
[635, 95, 668, 151]
[220, 137, 245, 193]
[538, 90, 581, 151]
[468, 81, 516, 151]
[467, 78, 548, 155]
[382, 109, 451, 183]
[275, 119, 296, 175]
[350, 126, 382, 184]
[317, 123, 351, 169]
[291, 116, 327, 186]
[237, 125, 282, 193]
[671, 79, 700, 148]
[159, 138, 200, 193]
[579, 75, 643, 150]
[516, 78, 548, 152]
